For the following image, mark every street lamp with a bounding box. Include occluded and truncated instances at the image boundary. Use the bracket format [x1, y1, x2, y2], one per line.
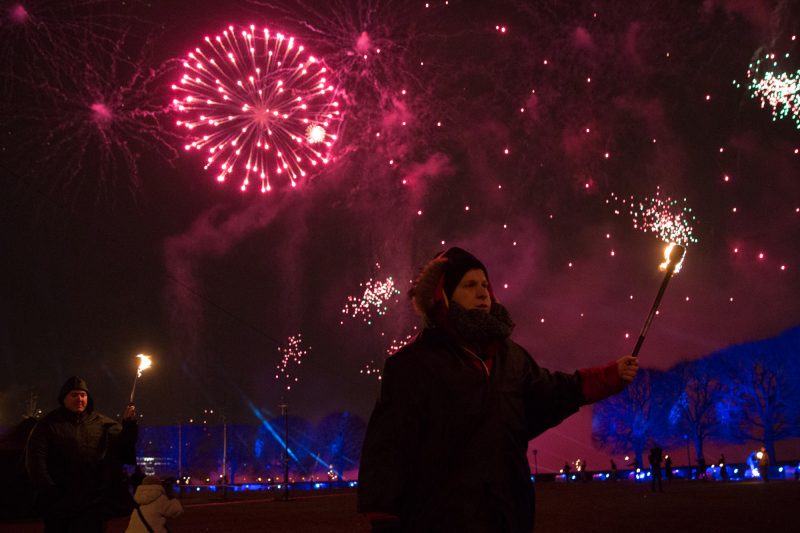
[280, 400, 289, 501]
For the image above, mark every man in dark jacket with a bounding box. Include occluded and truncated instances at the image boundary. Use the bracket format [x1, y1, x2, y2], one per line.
[26, 376, 138, 532]
[358, 248, 639, 532]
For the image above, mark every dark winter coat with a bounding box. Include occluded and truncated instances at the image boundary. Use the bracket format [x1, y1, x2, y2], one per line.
[25, 378, 138, 518]
[357, 327, 588, 532]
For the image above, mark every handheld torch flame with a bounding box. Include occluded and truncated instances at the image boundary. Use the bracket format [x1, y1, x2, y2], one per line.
[659, 243, 686, 273]
[136, 354, 152, 378]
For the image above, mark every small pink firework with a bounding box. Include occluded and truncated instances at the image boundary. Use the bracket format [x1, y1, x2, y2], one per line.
[341, 265, 401, 325]
[274, 334, 310, 391]
[171, 24, 341, 193]
[359, 360, 382, 380]
[386, 327, 418, 356]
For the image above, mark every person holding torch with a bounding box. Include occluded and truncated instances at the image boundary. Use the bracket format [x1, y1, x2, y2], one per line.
[25, 376, 139, 532]
[358, 248, 639, 532]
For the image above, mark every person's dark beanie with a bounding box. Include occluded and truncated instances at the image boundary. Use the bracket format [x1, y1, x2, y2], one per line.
[438, 247, 489, 299]
[57, 376, 89, 405]
[57, 376, 94, 412]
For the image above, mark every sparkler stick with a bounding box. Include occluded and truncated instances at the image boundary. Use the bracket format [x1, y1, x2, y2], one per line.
[129, 354, 152, 403]
[631, 243, 686, 357]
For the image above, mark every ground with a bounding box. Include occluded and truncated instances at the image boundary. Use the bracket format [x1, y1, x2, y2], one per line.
[2, 480, 796, 532]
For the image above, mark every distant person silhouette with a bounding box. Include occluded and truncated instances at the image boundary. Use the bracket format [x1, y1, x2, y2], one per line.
[757, 447, 769, 482]
[696, 455, 707, 480]
[648, 447, 663, 492]
[718, 454, 729, 481]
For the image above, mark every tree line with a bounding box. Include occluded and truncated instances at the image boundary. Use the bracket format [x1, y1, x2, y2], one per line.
[591, 326, 800, 467]
[138, 411, 367, 482]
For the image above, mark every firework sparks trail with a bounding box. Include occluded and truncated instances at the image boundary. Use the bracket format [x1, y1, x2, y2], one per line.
[171, 24, 342, 193]
[609, 187, 698, 247]
[737, 51, 800, 129]
[359, 360, 382, 380]
[247, 0, 452, 165]
[0, 0, 144, 99]
[341, 263, 401, 325]
[385, 326, 418, 355]
[4, 27, 179, 202]
[358, 326, 418, 381]
[275, 334, 310, 391]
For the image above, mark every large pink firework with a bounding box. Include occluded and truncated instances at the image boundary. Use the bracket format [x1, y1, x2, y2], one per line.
[171, 24, 342, 193]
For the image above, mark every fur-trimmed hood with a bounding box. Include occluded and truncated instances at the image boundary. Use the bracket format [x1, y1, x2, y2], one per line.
[409, 249, 496, 326]
[410, 256, 449, 324]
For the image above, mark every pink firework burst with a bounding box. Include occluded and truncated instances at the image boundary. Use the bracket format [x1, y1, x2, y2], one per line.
[3, 28, 179, 203]
[171, 24, 342, 193]
[1, 1, 140, 93]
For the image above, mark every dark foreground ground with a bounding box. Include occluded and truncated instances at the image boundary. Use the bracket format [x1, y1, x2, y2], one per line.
[2, 479, 797, 532]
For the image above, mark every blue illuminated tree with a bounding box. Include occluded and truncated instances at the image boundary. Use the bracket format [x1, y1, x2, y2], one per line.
[591, 369, 669, 467]
[666, 359, 726, 463]
[715, 329, 800, 462]
[313, 411, 367, 479]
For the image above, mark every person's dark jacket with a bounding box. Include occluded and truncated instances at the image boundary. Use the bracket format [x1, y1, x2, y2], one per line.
[358, 327, 597, 532]
[25, 377, 138, 517]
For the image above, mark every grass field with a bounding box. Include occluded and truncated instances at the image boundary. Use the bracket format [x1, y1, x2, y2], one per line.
[2, 479, 797, 532]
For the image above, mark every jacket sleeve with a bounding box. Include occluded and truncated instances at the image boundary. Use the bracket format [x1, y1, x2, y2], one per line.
[578, 361, 623, 404]
[25, 421, 56, 490]
[357, 353, 422, 518]
[522, 351, 584, 440]
[110, 419, 138, 465]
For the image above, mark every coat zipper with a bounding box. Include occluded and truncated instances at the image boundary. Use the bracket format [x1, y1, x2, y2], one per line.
[461, 346, 490, 377]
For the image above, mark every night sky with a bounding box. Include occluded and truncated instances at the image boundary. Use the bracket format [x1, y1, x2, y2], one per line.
[1, 0, 799, 471]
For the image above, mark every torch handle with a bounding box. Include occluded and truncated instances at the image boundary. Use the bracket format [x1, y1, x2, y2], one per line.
[129, 375, 138, 404]
[632, 264, 676, 357]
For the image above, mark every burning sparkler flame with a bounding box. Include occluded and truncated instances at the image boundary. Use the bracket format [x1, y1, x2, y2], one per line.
[659, 243, 686, 273]
[136, 354, 152, 377]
